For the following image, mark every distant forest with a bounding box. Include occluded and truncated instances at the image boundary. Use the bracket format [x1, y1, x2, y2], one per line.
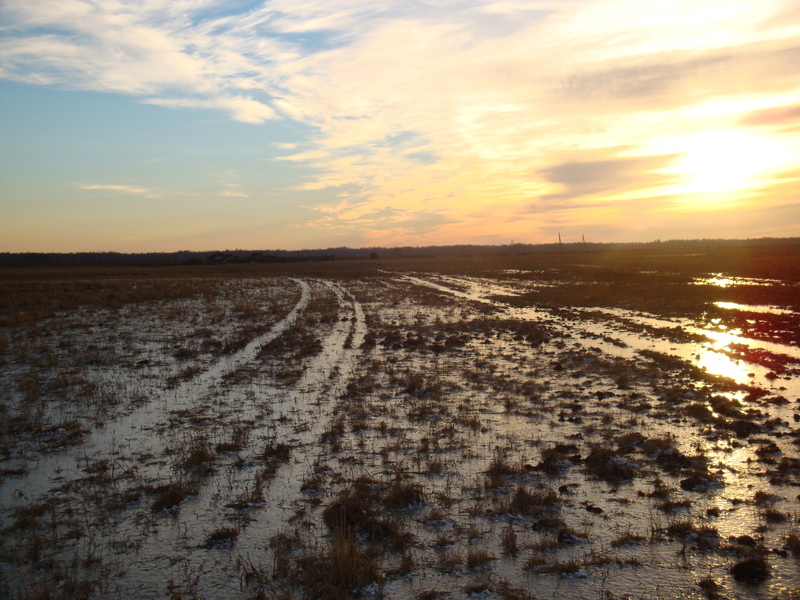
[1, 237, 799, 266]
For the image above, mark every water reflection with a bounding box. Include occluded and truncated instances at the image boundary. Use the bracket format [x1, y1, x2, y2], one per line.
[703, 329, 737, 348]
[702, 443, 755, 497]
[698, 326, 800, 360]
[695, 348, 752, 383]
[703, 276, 736, 287]
[714, 301, 796, 315]
[694, 274, 778, 287]
[687, 330, 756, 383]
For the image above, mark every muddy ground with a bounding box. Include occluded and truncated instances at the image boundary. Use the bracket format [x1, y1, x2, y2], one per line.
[1, 244, 800, 599]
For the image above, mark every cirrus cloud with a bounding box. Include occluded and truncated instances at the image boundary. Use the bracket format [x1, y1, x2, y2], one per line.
[3, 0, 800, 248]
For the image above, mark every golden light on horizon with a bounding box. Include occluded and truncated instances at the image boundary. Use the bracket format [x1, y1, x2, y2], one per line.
[4, 0, 800, 252]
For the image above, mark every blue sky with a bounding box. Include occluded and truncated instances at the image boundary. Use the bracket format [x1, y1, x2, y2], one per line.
[2, 0, 800, 252]
[1, 80, 317, 250]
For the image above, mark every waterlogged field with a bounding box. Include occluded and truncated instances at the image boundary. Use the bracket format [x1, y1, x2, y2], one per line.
[1, 246, 800, 600]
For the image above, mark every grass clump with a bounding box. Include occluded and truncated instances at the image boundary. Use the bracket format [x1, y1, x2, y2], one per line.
[298, 527, 383, 600]
[730, 557, 770, 584]
[322, 481, 414, 550]
[215, 425, 247, 453]
[502, 523, 519, 556]
[584, 445, 638, 483]
[203, 527, 238, 549]
[151, 480, 199, 513]
[698, 576, 723, 599]
[384, 480, 425, 510]
[784, 532, 800, 555]
[183, 435, 215, 471]
[610, 531, 647, 547]
[506, 485, 559, 516]
[323, 489, 377, 533]
[466, 548, 495, 571]
[486, 448, 525, 479]
[326, 527, 382, 596]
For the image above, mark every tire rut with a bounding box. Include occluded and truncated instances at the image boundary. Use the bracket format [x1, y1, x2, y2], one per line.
[91, 280, 366, 598]
[0, 278, 310, 508]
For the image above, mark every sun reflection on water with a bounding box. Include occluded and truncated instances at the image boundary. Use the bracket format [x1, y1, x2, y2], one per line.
[703, 443, 753, 497]
[714, 301, 796, 315]
[694, 274, 777, 287]
[702, 329, 737, 348]
[715, 301, 743, 310]
[703, 276, 735, 287]
[695, 349, 752, 383]
[685, 329, 753, 383]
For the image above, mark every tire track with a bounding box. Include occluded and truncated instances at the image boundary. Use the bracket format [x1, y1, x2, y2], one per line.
[404, 273, 799, 399]
[0, 278, 310, 508]
[100, 280, 366, 598]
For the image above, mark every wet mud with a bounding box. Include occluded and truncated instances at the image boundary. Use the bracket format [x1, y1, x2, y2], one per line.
[1, 262, 799, 599]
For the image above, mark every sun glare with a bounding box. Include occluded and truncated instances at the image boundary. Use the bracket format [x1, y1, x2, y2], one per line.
[669, 130, 787, 196]
[696, 349, 751, 383]
[691, 330, 753, 383]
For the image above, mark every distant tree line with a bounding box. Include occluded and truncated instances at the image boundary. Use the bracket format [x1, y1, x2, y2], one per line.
[0, 237, 798, 267]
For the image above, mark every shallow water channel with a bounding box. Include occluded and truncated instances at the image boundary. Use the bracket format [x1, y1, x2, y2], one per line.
[1, 271, 799, 600]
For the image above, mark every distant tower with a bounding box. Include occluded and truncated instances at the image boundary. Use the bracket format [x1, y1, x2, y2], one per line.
[558, 233, 562, 245]
[582, 234, 585, 244]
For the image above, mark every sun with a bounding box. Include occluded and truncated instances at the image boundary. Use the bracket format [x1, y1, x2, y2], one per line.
[668, 130, 786, 196]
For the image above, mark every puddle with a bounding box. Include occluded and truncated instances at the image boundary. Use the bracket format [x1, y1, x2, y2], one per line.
[3, 269, 800, 600]
[694, 274, 784, 287]
[714, 301, 798, 316]
[0, 279, 312, 508]
[102, 281, 366, 597]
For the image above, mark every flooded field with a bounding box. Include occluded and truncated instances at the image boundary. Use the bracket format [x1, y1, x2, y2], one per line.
[1, 246, 800, 600]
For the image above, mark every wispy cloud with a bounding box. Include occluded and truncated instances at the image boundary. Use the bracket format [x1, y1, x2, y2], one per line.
[79, 184, 155, 196]
[0, 0, 285, 122]
[6, 0, 800, 246]
[538, 153, 679, 202]
[77, 183, 203, 202]
[261, 0, 800, 241]
[741, 104, 800, 129]
[143, 96, 275, 124]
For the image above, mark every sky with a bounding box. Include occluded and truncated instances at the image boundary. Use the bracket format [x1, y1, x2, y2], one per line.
[2, 0, 800, 252]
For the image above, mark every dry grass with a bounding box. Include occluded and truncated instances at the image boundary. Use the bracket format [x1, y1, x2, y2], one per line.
[506, 485, 559, 516]
[151, 480, 199, 513]
[202, 527, 238, 549]
[312, 526, 382, 600]
[5, 243, 800, 599]
[502, 523, 519, 556]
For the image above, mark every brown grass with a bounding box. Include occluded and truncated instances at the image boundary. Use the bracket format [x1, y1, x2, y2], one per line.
[314, 526, 382, 599]
[151, 480, 199, 513]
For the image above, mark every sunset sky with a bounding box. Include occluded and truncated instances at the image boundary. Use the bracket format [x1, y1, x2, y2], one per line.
[2, 0, 800, 252]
